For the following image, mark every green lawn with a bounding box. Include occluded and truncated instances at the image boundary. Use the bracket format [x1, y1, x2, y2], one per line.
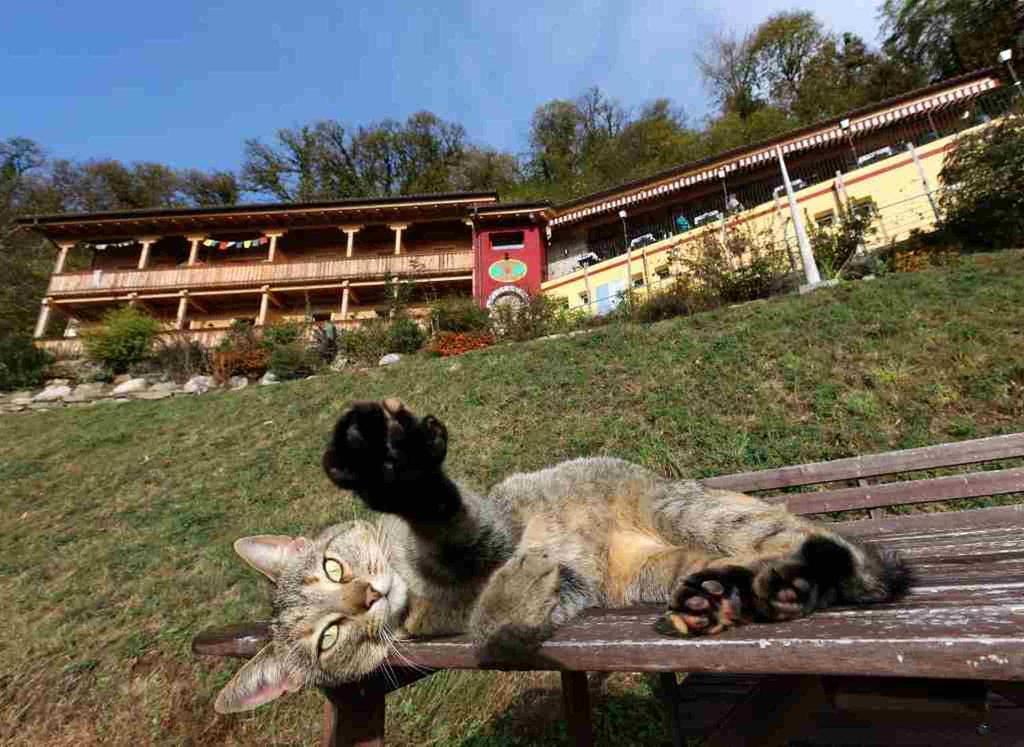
[2, 252, 1023, 745]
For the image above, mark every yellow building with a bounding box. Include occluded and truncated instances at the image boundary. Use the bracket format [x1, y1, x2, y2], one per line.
[540, 69, 1013, 313]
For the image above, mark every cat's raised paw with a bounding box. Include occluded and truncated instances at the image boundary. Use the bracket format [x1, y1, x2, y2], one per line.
[752, 560, 819, 621]
[322, 400, 449, 511]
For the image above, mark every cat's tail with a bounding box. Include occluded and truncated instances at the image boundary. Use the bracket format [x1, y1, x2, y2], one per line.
[800, 534, 914, 606]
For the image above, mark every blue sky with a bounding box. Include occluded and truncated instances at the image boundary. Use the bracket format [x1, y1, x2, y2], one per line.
[5, 1, 883, 172]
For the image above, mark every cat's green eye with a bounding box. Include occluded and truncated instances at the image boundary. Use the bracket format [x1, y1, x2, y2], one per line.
[319, 622, 340, 652]
[323, 558, 352, 583]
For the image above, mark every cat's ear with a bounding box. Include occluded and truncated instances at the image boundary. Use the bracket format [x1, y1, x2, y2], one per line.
[234, 535, 309, 583]
[214, 644, 303, 713]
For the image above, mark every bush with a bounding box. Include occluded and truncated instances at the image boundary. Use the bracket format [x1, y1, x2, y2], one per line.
[211, 319, 269, 382]
[260, 321, 303, 350]
[807, 200, 877, 279]
[430, 296, 491, 333]
[268, 342, 319, 380]
[387, 317, 426, 354]
[82, 307, 161, 373]
[152, 334, 211, 383]
[428, 331, 495, 357]
[0, 335, 53, 391]
[940, 113, 1024, 250]
[678, 227, 789, 306]
[632, 278, 701, 323]
[491, 295, 568, 342]
[339, 320, 391, 364]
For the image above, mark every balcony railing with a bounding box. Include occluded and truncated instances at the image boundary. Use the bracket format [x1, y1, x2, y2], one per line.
[47, 250, 474, 296]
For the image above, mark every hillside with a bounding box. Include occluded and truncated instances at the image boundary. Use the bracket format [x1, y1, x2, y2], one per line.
[2, 252, 1023, 745]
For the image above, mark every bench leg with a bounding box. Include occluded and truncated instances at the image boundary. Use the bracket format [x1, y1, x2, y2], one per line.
[657, 673, 686, 747]
[561, 671, 595, 747]
[321, 682, 386, 747]
[703, 674, 826, 747]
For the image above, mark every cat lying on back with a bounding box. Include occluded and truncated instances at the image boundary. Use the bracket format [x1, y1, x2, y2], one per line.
[215, 399, 911, 713]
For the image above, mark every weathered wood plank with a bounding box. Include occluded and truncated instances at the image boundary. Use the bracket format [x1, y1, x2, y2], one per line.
[701, 433, 1024, 492]
[838, 503, 1024, 537]
[777, 467, 1024, 515]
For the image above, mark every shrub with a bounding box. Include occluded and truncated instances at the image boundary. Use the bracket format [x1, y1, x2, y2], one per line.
[940, 113, 1024, 250]
[430, 296, 491, 333]
[428, 331, 495, 357]
[339, 320, 391, 364]
[268, 342, 319, 380]
[211, 319, 268, 382]
[82, 307, 161, 373]
[632, 278, 701, 323]
[0, 335, 53, 391]
[387, 317, 426, 354]
[679, 227, 789, 306]
[152, 334, 211, 383]
[260, 321, 303, 350]
[807, 200, 878, 279]
[491, 295, 567, 342]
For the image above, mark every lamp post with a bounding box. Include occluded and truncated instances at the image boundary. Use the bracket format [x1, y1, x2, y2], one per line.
[619, 209, 632, 309]
[840, 118, 858, 167]
[1000, 49, 1021, 95]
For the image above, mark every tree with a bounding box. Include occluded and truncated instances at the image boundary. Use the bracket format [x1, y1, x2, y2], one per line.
[939, 113, 1024, 249]
[749, 11, 829, 115]
[880, 0, 1020, 80]
[696, 30, 764, 120]
[180, 169, 240, 206]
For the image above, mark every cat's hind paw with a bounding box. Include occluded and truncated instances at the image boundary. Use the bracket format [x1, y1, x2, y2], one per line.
[656, 566, 755, 637]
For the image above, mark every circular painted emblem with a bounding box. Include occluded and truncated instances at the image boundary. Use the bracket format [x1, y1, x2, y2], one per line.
[488, 258, 528, 283]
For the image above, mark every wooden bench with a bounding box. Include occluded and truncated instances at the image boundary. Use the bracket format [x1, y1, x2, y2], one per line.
[193, 433, 1024, 745]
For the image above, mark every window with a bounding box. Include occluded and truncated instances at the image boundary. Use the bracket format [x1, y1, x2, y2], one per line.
[815, 210, 836, 228]
[579, 291, 589, 305]
[655, 264, 671, 278]
[490, 231, 525, 250]
[851, 197, 876, 218]
[312, 312, 331, 322]
[632, 273, 645, 288]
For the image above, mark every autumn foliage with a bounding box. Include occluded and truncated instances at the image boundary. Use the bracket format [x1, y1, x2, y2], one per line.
[428, 331, 495, 357]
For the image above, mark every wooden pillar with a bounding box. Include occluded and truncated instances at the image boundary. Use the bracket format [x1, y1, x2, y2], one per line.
[389, 224, 409, 256]
[186, 235, 205, 266]
[340, 282, 350, 319]
[34, 298, 52, 339]
[257, 285, 270, 326]
[54, 243, 73, 275]
[176, 292, 189, 330]
[137, 237, 159, 270]
[264, 231, 284, 262]
[340, 226, 362, 258]
[640, 246, 651, 292]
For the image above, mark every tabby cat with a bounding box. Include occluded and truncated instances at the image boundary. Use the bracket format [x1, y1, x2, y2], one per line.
[215, 399, 911, 713]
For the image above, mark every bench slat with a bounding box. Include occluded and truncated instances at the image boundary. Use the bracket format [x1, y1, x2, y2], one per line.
[702, 433, 1024, 492]
[776, 466, 1024, 515]
[837, 503, 1024, 536]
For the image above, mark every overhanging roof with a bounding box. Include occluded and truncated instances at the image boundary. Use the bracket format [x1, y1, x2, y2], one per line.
[549, 68, 1004, 228]
[16, 191, 499, 241]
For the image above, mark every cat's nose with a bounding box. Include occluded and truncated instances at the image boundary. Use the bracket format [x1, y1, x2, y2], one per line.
[364, 585, 383, 609]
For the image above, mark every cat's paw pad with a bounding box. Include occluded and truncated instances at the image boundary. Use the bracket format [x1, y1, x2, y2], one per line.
[656, 567, 754, 637]
[322, 399, 448, 493]
[753, 561, 818, 621]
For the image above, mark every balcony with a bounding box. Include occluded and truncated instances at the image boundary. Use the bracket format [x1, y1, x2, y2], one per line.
[47, 250, 474, 297]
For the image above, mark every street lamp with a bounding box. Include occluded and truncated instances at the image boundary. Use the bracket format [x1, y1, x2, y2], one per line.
[1000, 49, 1021, 94]
[840, 118, 859, 166]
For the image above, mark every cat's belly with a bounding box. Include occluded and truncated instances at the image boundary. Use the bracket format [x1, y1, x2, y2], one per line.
[605, 529, 675, 605]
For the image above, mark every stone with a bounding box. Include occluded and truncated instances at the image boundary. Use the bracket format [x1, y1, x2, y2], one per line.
[259, 371, 279, 386]
[97, 397, 130, 405]
[45, 378, 71, 388]
[131, 390, 173, 401]
[10, 391, 34, 406]
[62, 382, 108, 404]
[228, 375, 249, 390]
[183, 375, 215, 394]
[329, 355, 349, 372]
[379, 353, 402, 366]
[32, 384, 72, 403]
[149, 381, 180, 393]
[113, 374, 133, 385]
[111, 378, 149, 395]
[29, 402, 59, 411]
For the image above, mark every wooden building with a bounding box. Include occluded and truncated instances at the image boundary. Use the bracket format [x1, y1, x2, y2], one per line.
[18, 68, 1017, 356]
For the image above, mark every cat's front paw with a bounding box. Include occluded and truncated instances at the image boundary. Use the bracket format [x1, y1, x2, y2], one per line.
[657, 566, 755, 637]
[322, 399, 448, 509]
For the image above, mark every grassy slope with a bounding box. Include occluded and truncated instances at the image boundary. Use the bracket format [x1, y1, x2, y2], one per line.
[1, 252, 1023, 745]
